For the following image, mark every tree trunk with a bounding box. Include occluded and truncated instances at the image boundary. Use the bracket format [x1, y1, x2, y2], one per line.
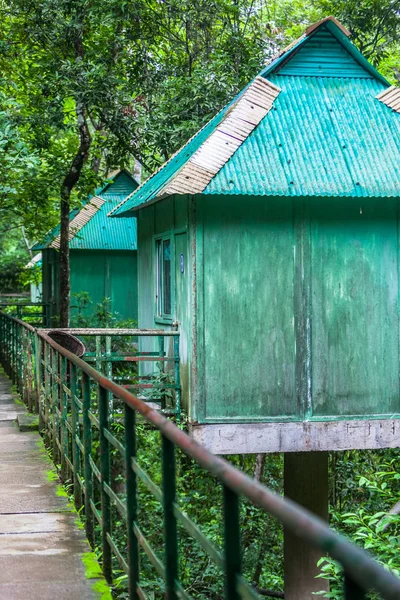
[59, 99, 92, 327]
[253, 453, 266, 482]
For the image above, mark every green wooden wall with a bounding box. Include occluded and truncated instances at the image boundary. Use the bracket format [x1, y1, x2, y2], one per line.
[137, 195, 191, 413]
[195, 194, 400, 423]
[42, 249, 138, 324]
[70, 251, 137, 322]
[136, 193, 400, 424]
[42, 249, 60, 322]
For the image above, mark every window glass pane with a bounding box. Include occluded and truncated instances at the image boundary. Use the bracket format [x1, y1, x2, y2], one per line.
[157, 240, 162, 316]
[163, 239, 171, 315]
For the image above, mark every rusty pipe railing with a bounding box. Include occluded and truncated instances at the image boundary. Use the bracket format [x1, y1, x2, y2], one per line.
[1, 310, 400, 600]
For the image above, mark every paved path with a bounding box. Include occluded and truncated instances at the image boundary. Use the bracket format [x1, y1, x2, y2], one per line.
[0, 372, 110, 599]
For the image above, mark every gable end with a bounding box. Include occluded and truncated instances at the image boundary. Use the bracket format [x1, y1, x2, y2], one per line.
[276, 27, 373, 78]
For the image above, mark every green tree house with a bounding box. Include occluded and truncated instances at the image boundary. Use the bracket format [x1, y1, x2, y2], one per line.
[113, 18, 400, 596]
[114, 17, 400, 454]
[34, 170, 138, 324]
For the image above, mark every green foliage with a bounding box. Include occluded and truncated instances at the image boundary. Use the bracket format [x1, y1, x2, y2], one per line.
[70, 294, 137, 329]
[0, 227, 28, 292]
[316, 451, 400, 598]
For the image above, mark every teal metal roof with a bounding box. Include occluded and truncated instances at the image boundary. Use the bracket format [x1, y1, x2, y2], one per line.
[113, 18, 398, 216]
[33, 170, 138, 251]
[110, 101, 239, 216]
[206, 75, 400, 198]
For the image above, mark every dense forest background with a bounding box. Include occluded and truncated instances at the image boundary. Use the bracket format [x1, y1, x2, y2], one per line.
[1, 2, 400, 596]
[1, 0, 400, 291]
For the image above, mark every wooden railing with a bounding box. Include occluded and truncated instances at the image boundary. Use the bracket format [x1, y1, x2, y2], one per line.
[1, 310, 400, 600]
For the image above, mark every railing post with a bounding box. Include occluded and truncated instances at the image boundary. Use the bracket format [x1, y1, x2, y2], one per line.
[60, 356, 68, 479]
[173, 334, 181, 419]
[106, 335, 113, 422]
[99, 384, 112, 583]
[125, 405, 139, 599]
[223, 485, 241, 600]
[44, 343, 51, 440]
[51, 348, 60, 464]
[35, 334, 42, 420]
[162, 434, 178, 600]
[82, 372, 94, 546]
[344, 574, 366, 600]
[158, 336, 165, 409]
[70, 363, 82, 509]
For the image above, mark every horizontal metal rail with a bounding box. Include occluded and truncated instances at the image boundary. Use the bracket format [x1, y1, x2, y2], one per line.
[1, 311, 400, 600]
[39, 328, 178, 336]
[0, 302, 49, 326]
[38, 326, 181, 417]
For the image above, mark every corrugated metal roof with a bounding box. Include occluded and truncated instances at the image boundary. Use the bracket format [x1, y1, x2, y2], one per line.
[49, 196, 105, 249]
[33, 170, 138, 251]
[109, 99, 240, 217]
[205, 76, 400, 198]
[160, 77, 280, 196]
[112, 18, 396, 215]
[69, 192, 137, 250]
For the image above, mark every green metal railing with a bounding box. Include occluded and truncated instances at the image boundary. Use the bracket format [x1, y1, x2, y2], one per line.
[40, 328, 181, 416]
[1, 311, 400, 600]
[0, 302, 49, 326]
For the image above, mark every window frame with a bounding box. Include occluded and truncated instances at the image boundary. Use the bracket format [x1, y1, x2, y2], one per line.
[154, 233, 174, 324]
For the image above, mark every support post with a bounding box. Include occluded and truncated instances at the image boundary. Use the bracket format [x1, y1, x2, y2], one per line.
[284, 452, 329, 600]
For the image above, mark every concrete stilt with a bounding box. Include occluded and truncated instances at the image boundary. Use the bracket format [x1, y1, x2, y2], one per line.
[284, 452, 329, 600]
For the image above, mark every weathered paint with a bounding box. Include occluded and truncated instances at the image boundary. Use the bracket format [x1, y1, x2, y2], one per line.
[190, 420, 400, 454]
[310, 198, 399, 417]
[137, 192, 400, 426]
[197, 195, 296, 420]
[70, 251, 138, 321]
[137, 196, 191, 412]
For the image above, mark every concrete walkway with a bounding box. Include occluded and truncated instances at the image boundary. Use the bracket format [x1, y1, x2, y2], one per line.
[0, 372, 110, 599]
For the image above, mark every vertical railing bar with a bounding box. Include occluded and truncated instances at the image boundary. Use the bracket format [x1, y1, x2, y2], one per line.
[82, 372, 94, 546]
[106, 335, 113, 422]
[125, 405, 139, 599]
[70, 362, 82, 509]
[99, 383, 112, 583]
[162, 433, 178, 600]
[173, 334, 181, 420]
[158, 336, 165, 409]
[60, 356, 68, 479]
[343, 573, 366, 600]
[223, 485, 241, 600]
[50, 347, 59, 463]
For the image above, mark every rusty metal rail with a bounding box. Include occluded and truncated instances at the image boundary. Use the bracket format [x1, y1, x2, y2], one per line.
[1, 311, 400, 600]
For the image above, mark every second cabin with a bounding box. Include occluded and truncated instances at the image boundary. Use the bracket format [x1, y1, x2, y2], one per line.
[34, 170, 138, 324]
[112, 18, 400, 454]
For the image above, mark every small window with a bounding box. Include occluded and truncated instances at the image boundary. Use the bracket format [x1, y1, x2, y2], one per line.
[49, 263, 55, 300]
[156, 238, 172, 318]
